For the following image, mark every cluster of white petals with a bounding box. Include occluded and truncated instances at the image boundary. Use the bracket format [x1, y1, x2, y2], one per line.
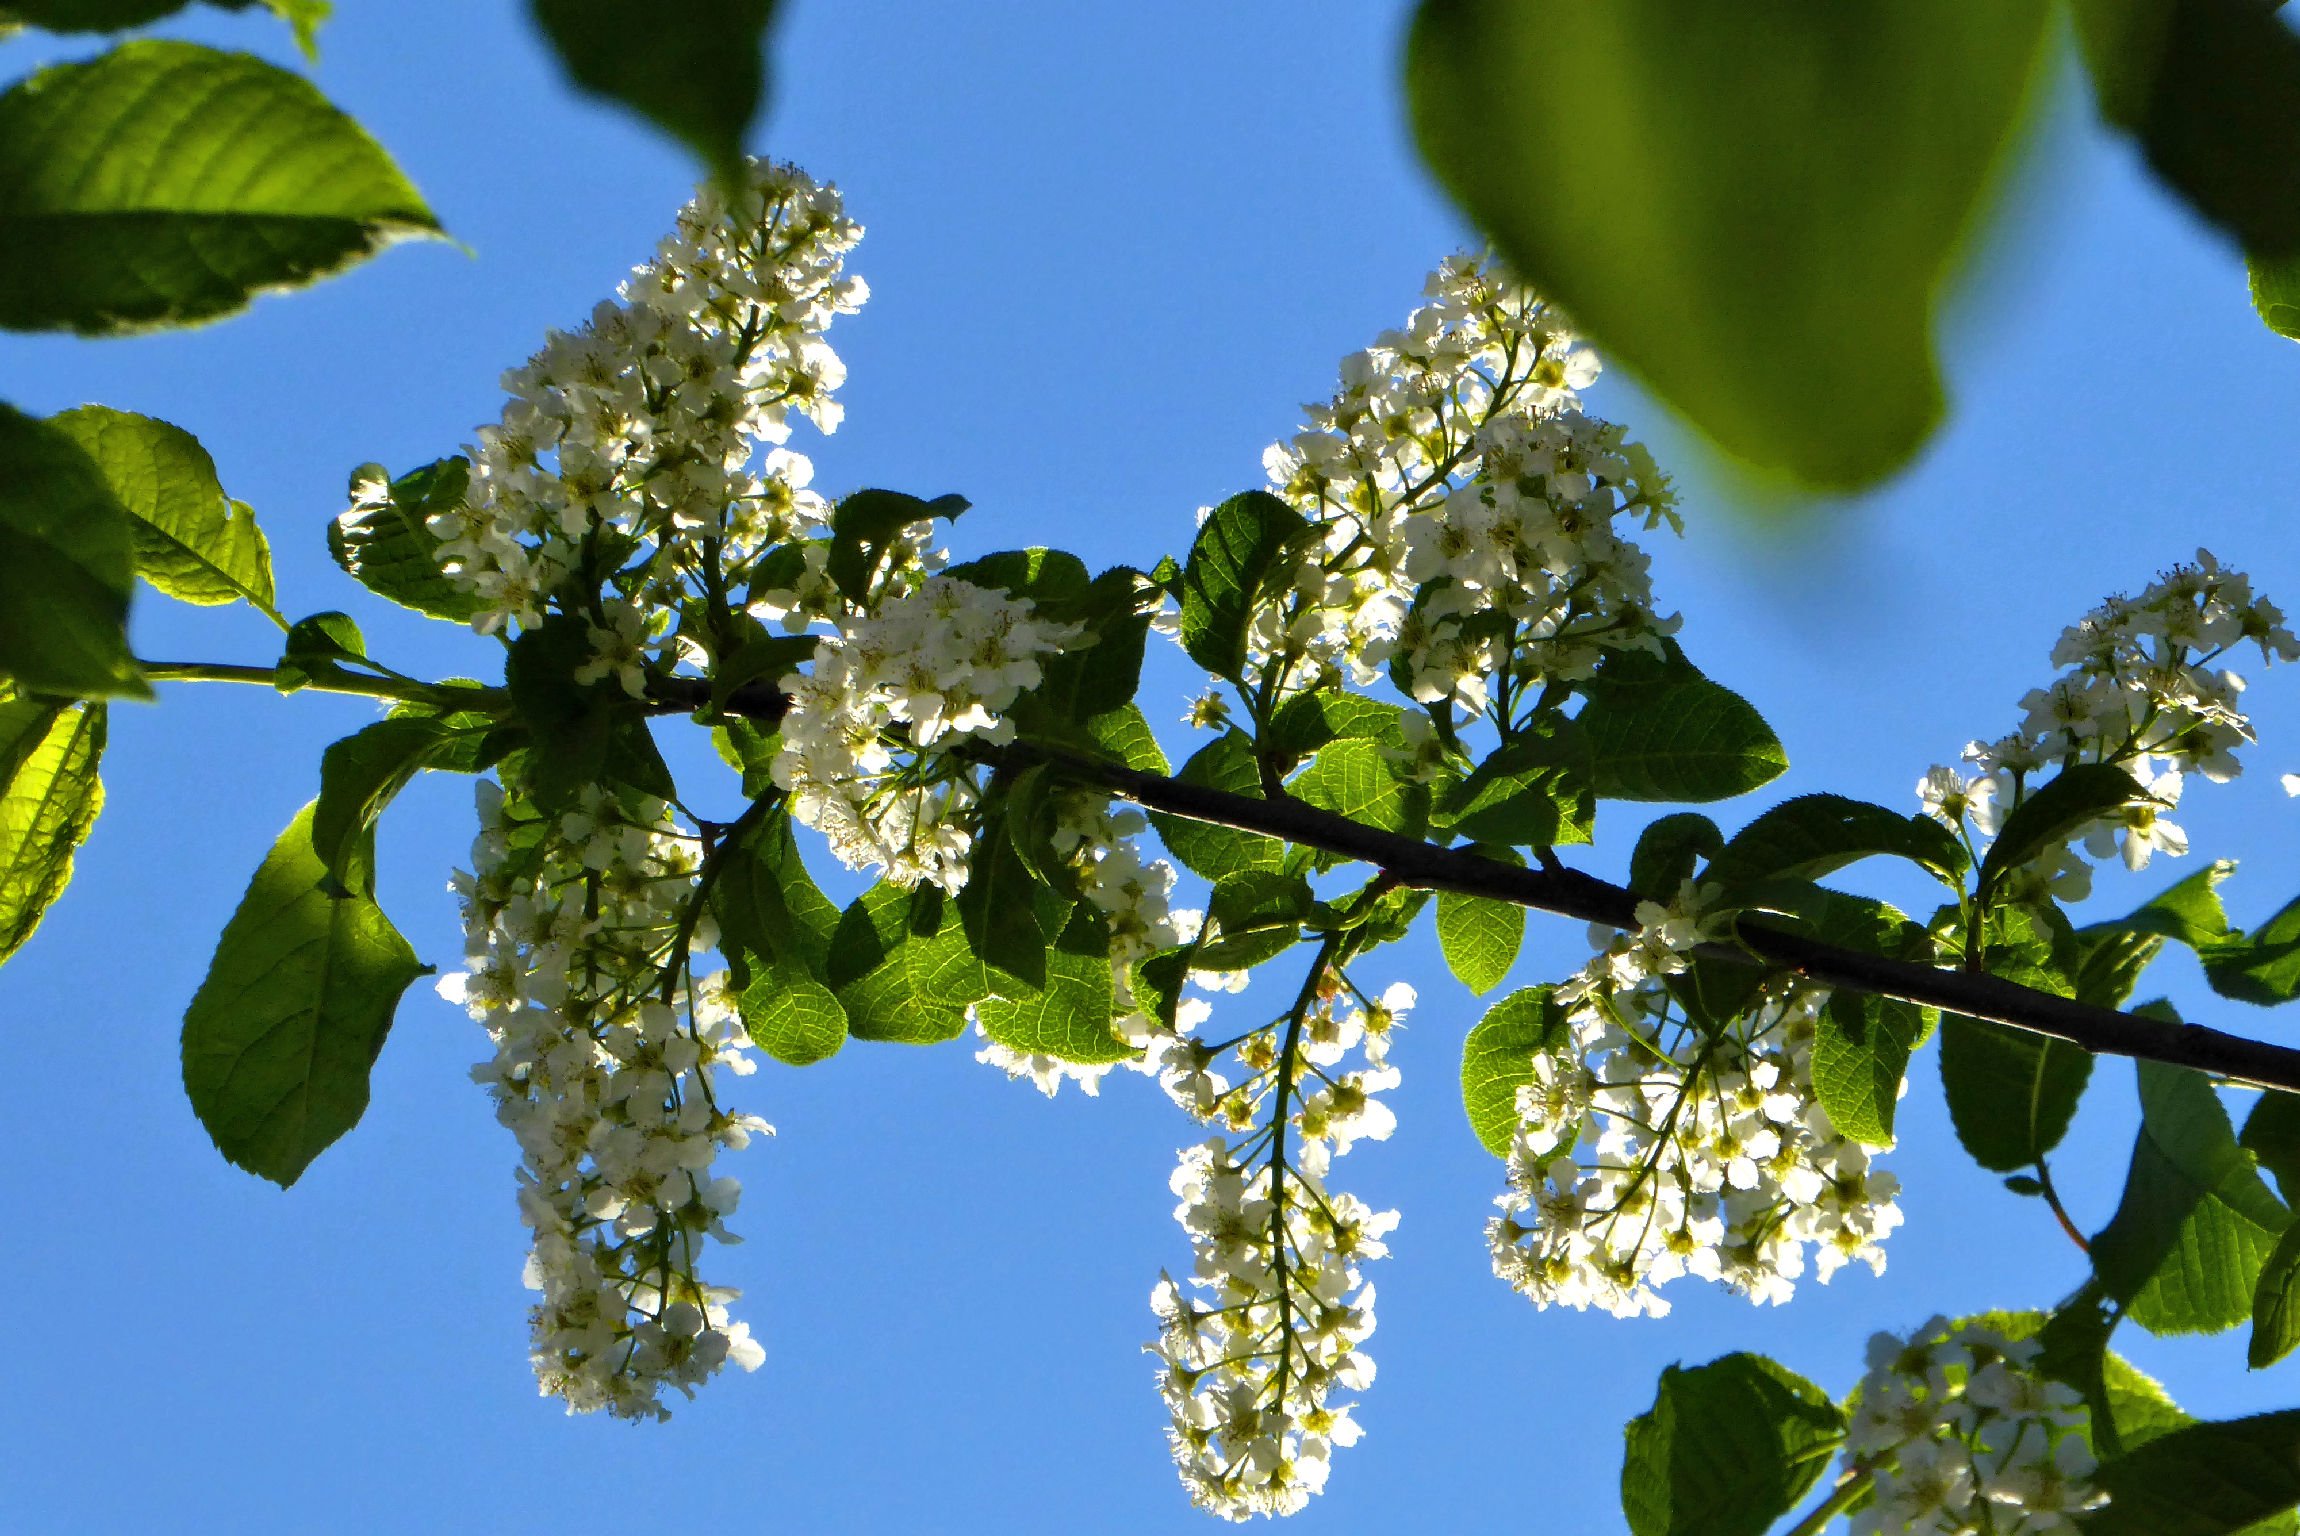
[1255, 253, 1681, 713]
[1843, 1318, 2104, 1534]
[1922, 552, 2299, 891]
[1150, 972, 1410, 1520]
[1488, 883, 1902, 1318]
[417, 160, 865, 660]
[773, 575, 1081, 891]
[441, 781, 769, 1419]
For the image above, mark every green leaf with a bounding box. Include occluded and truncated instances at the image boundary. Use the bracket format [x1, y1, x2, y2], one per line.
[957, 817, 1058, 997]
[2250, 1222, 2300, 1369]
[1438, 847, 1523, 995]
[528, 0, 779, 185]
[47, 406, 276, 617]
[2092, 1061, 2292, 1336]
[273, 610, 365, 692]
[311, 717, 453, 888]
[1620, 1353, 1845, 1536]
[179, 804, 427, 1186]
[1460, 985, 1568, 1157]
[1815, 988, 1933, 1147]
[1178, 490, 1307, 682]
[0, 41, 440, 334]
[1938, 1013, 2094, 1173]
[1434, 729, 1594, 847]
[714, 808, 837, 978]
[0, 403, 145, 697]
[503, 613, 617, 812]
[1707, 793, 1967, 890]
[2244, 1093, 2300, 1207]
[2253, 253, 2300, 341]
[1197, 870, 1315, 973]
[1575, 665, 1787, 805]
[1267, 691, 1405, 765]
[2206, 893, 2300, 1007]
[1289, 736, 1428, 840]
[2072, 0, 2300, 265]
[330, 459, 483, 624]
[1629, 813, 1722, 900]
[0, 698, 104, 966]
[975, 905, 1127, 1065]
[1407, 0, 2053, 489]
[824, 488, 966, 604]
[2086, 1410, 2300, 1536]
[827, 884, 984, 1045]
[1978, 764, 2150, 901]
[1014, 564, 1152, 725]
[738, 954, 846, 1066]
[1147, 731, 1284, 880]
[1083, 703, 1169, 776]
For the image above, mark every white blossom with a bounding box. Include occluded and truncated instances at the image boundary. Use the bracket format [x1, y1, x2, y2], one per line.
[1487, 883, 1902, 1318]
[1844, 1318, 2104, 1534]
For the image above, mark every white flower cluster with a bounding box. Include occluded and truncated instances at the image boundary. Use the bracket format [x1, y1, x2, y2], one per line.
[1921, 551, 2298, 890]
[441, 782, 769, 1420]
[417, 160, 865, 664]
[1254, 253, 1681, 714]
[773, 575, 1080, 891]
[1149, 972, 1410, 1521]
[1488, 884, 1902, 1318]
[1843, 1318, 2103, 1534]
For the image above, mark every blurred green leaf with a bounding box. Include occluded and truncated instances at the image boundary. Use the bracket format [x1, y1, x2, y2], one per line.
[2073, 0, 2300, 263]
[529, 0, 779, 184]
[2087, 1410, 2300, 1536]
[1406, 0, 2052, 488]
[0, 41, 439, 333]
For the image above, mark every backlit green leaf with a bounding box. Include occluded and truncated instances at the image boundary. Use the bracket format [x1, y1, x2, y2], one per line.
[1178, 491, 1306, 683]
[48, 406, 276, 617]
[975, 905, 1127, 1064]
[330, 459, 482, 624]
[0, 698, 104, 967]
[1620, 1353, 1844, 1536]
[1460, 985, 1568, 1157]
[0, 41, 439, 333]
[180, 804, 427, 1186]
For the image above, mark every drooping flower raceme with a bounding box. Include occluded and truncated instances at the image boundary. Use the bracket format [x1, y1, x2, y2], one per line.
[1921, 553, 2299, 894]
[1253, 253, 1682, 716]
[1842, 1318, 2104, 1534]
[409, 161, 870, 1419]
[423, 160, 866, 660]
[442, 781, 769, 1420]
[1487, 884, 1903, 1318]
[1149, 967, 1409, 1521]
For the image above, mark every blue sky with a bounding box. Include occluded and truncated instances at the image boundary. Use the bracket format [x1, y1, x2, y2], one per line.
[4, 4, 2299, 1532]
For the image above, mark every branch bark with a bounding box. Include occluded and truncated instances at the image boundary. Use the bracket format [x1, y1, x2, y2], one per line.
[678, 681, 2300, 1095]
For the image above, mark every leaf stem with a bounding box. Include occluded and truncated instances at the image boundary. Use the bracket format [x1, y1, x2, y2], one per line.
[1783, 1463, 1870, 1536]
[137, 658, 507, 712]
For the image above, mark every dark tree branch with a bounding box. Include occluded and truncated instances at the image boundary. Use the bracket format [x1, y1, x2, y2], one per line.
[671, 677, 2300, 1095]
